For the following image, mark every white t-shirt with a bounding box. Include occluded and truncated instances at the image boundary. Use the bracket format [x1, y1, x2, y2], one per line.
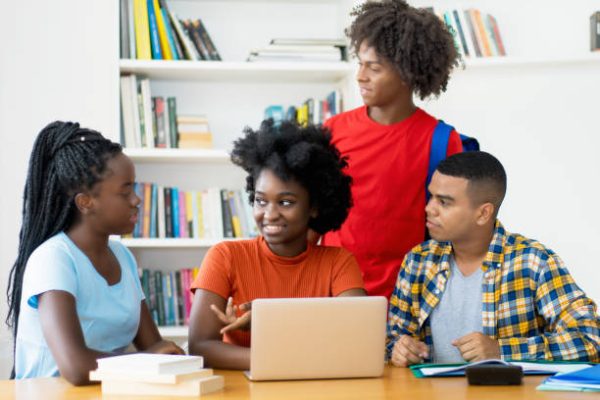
[15, 232, 144, 378]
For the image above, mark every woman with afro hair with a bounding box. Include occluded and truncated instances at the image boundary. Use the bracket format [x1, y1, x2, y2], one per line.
[321, 0, 464, 299]
[188, 120, 366, 370]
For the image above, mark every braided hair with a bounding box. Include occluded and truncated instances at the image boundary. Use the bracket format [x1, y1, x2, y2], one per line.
[346, 0, 460, 100]
[230, 120, 352, 234]
[6, 121, 122, 375]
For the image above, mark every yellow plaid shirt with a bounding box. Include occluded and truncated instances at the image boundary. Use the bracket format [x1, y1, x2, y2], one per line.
[387, 220, 600, 362]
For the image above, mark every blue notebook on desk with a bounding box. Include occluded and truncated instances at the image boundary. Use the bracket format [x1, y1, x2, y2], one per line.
[538, 364, 600, 391]
[410, 359, 593, 378]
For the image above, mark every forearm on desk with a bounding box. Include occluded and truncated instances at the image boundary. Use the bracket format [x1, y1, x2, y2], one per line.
[189, 339, 250, 370]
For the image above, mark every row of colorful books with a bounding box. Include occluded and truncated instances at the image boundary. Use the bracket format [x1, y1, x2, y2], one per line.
[127, 183, 259, 240]
[264, 90, 342, 127]
[433, 8, 506, 58]
[120, 0, 221, 61]
[120, 74, 212, 149]
[248, 38, 348, 63]
[139, 267, 199, 327]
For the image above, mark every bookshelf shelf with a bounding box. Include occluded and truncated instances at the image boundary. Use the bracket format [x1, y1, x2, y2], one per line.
[463, 53, 600, 69]
[119, 59, 353, 83]
[120, 237, 245, 248]
[158, 325, 188, 338]
[123, 148, 231, 163]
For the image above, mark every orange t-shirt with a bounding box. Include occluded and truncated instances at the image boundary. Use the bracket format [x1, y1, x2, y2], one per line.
[190, 236, 365, 347]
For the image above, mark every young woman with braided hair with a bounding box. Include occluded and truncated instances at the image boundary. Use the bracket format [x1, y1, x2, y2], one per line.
[6, 121, 183, 385]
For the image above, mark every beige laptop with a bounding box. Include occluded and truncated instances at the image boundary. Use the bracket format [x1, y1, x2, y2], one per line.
[245, 296, 387, 381]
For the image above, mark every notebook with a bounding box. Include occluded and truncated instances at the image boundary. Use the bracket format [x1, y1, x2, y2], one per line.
[245, 296, 387, 381]
[410, 359, 593, 378]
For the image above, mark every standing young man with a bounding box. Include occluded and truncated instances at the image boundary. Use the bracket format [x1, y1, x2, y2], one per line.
[388, 151, 600, 366]
[322, 0, 463, 298]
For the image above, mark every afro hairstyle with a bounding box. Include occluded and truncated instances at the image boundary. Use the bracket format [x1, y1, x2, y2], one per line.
[230, 120, 352, 234]
[346, 0, 460, 100]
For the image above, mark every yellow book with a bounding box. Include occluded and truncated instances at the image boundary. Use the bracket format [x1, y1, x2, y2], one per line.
[297, 104, 309, 127]
[197, 191, 205, 238]
[185, 192, 194, 238]
[153, 0, 173, 60]
[133, 0, 151, 59]
[228, 191, 243, 238]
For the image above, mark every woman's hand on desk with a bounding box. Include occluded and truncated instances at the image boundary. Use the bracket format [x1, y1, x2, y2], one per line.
[145, 339, 185, 355]
[210, 297, 252, 334]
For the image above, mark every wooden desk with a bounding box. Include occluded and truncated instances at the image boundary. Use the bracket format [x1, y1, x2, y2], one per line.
[0, 367, 593, 400]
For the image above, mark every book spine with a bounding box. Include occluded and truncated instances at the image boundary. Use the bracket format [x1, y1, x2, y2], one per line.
[155, 270, 165, 326]
[157, 185, 166, 238]
[452, 9, 469, 57]
[153, 0, 172, 60]
[175, 270, 184, 325]
[167, 97, 179, 148]
[146, 0, 163, 59]
[143, 183, 152, 238]
[178, 189, 188, 238]
[186, 20, 209, 60]
[489, 15, 506, 56]
[159, 0, 184, 60]
[466, 9, 483, 57]
[473, 9, 492, 56]
[120, 0, 130, 59]
[483, 13, 499, 56]
[171, 188, 180, 237]
[133, 0, 151, 59]
[169, 11, 199, 60]
[220, 189, 234, 238]
[164, 187, 173, 238]
[133, 182, 143, 237]
[149, 184, 158, 238]
[186, 192, 195, 238]
[152, 97, 166, 148]
[196, 18, 221, 61]
[127, 0, 136, 59]
[148, 269, 158, 324]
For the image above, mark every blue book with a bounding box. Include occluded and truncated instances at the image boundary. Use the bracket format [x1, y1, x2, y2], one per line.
[133, 182, 144, 237]
[545, 364, 600, 390]
[149, 184, 158, 238]
[171, 187, 180, 237]
[146, 0, 163, 59]
[161, 8, 179, 60]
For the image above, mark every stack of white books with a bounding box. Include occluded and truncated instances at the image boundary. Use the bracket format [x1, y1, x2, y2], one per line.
[247, 38, 347, 62]
[90, 354, 224, 397]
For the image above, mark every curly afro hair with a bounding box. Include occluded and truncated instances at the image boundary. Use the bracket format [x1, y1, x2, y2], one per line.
[231, 120, 352, 234]
[346, 0, 460, 100]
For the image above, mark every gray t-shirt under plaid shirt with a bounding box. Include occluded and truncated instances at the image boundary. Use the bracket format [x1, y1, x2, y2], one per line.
[430, 255, 483, 363]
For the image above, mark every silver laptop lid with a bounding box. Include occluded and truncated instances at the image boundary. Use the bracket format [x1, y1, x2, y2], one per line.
[249, 296, 387, 381]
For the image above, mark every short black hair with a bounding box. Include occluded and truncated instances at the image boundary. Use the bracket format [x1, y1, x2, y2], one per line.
[436, 151, 507, 211]
[231, 120, 352, 234]
[346, 0, 459, 100]
[6, 121, 122, 377]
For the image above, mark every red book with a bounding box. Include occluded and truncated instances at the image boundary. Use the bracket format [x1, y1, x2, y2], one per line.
[488, 14, 506, 56]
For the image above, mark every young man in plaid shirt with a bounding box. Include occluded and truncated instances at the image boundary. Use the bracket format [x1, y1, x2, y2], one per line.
[387, 151, 600, 366]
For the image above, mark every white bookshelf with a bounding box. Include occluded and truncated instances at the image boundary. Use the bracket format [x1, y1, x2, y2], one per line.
[123, 148, 231, 163]
[157, 325, 188, 338]
[119, 59, 354, 83]
[462, 53, 600, 69]
[121, 237, 243, 248]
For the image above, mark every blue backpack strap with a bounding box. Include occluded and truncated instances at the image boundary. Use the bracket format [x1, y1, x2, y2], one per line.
[427, 120, 453, 203]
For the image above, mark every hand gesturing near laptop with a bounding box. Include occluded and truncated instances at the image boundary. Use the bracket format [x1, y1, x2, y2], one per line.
[210, 297, 252, 334]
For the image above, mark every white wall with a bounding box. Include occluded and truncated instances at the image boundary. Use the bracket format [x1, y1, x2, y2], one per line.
[407, 0, 600, 302]
[0, 0, 118, 379]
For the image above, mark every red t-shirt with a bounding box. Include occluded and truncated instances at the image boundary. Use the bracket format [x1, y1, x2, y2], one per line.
[322, 106, 463, 298]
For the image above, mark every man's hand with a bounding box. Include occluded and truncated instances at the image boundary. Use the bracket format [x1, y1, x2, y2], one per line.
[452, 332, 500, 362]
[210, 297, 252, 334]
[390, 335, 429, 367]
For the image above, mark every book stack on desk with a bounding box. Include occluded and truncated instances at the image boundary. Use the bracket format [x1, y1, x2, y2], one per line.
[90, 354, 224, 397]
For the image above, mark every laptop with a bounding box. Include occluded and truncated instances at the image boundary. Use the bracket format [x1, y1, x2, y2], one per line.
[245, 296, 387, 381]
